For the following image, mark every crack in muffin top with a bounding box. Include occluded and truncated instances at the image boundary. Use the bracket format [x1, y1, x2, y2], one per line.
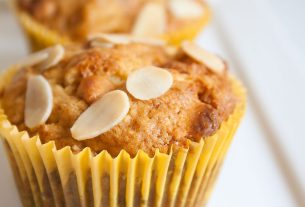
[1, 41, 238, 156]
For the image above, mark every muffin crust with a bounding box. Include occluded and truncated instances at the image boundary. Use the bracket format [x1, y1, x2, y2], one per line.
[2, 43, 238, 156]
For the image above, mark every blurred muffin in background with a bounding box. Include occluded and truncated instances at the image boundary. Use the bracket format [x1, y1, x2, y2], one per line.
[14, 0, 211, 50]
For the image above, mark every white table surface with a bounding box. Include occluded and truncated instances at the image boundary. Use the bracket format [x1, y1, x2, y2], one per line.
[0, 0, 304, 206]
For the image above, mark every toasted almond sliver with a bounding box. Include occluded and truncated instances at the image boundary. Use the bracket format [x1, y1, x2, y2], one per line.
[169, 0, 204, 19]
[90, 40, 114, 49]
[25, 75, 53, 128]
[16, 44, 65, 71]
[130, 36, 165, 46]
[132, 2, 166, 37]
[17, 50, 49, 68]
[89, 33, 165, 46]
[39, 44, 65, 70]
[182, 41, 225, 73]
[71, 90, 130, 140]
[88, 33, 131, 44]
[126, 66, 173, 100]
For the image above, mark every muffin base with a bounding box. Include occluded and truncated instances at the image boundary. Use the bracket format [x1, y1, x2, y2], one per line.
[0, 67, 245, 207]
[11, 1, 211, 51]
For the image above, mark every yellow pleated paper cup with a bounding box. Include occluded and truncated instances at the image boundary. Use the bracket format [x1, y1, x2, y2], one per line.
[12, 2, 211, 51]
[0, 67, 245, 207]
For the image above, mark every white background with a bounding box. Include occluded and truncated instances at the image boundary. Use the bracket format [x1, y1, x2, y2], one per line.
[0, 0, 304, 206]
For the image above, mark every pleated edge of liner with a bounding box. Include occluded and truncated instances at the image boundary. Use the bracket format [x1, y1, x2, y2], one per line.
[10, 0, 211, 46]
[0, 65, 246, 161]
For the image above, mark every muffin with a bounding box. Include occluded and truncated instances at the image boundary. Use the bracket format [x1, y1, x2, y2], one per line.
[0, 37, 245, 207]
[12, 0, 211, 51]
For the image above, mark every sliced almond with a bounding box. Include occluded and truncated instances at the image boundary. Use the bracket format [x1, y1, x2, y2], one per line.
[169, 0, 204, 19]
[126, 66, 173, 100]
[130, 36, 165, 46]
[39, 44, 65, 70]
[90, 40, 114, 49]
[88, 33, 131, 44]
[17, 50, 49, 68]
[25, 75, 53, 128]
[71, 90, 130, 140]
[89, 33, 165, 46]
[16, 44, 65, 71]
[132, 2, 166, 37]
[182, 41, 225, 73]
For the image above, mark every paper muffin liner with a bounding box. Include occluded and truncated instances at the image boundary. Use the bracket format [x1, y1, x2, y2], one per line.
[11, 2, 211, 51]
[0, 67, 245, 207]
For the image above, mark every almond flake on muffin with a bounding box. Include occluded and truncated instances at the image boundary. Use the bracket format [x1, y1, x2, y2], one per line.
[182, 41, 225, 73]
[126, 66, 173, 100]
[89, 33, 165, 47]
[17, 44, 65, 71]
[71, 90, 130, 140]
[88, 33, 131, 45]
[25, 75, 53, 128]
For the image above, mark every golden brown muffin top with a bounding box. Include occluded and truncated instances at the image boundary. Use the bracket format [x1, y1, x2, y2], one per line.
[1, 38, 238, 156]
[17, 0, 207, 41]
